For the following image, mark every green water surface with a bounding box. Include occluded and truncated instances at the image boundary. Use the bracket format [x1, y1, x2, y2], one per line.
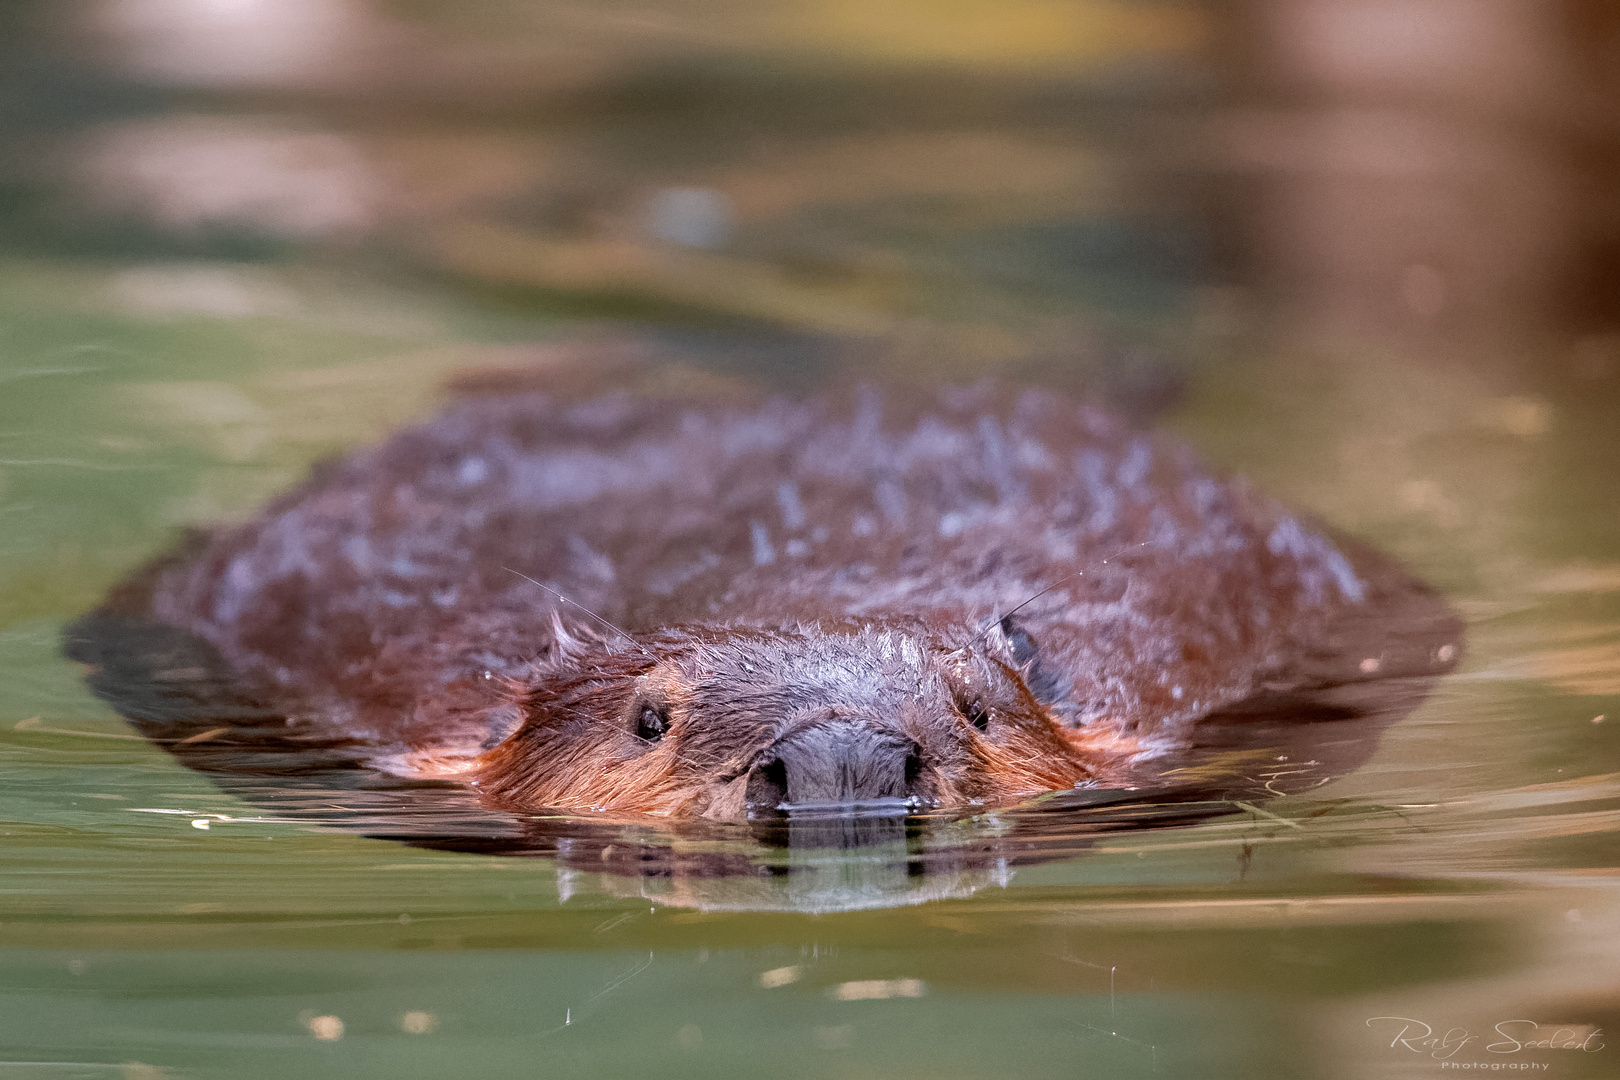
[1, 249, 1618, 1080]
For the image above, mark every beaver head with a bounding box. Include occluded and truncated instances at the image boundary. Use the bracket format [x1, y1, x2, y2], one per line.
[473, 619, 1111, 819]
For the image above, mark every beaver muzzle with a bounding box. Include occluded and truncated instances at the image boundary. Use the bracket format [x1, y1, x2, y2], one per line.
[743, 718, 923, 810]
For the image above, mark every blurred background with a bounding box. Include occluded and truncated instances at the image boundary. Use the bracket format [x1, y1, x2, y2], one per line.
[3, 0, 1618, 623]
[3, 5, 1620, 1079]
[5, 0, 1617, 360]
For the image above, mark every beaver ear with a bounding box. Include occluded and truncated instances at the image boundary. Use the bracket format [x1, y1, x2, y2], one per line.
[998, 616, 1040, 669]
[545, 610, 591, 663]
[997, 617, 1070, 710]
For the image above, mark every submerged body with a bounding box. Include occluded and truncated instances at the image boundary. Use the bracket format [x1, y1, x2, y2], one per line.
[124, 382, 1459, 818]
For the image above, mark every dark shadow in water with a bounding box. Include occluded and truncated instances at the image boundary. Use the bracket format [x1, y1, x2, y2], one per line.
[63, 598, 1456, 910]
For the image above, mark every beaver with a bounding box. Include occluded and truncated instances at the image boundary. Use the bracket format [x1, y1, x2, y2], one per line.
[73, 378, 1461, 822]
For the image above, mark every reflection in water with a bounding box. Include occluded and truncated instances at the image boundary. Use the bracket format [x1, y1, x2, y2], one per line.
[67, 604, 1449, 912]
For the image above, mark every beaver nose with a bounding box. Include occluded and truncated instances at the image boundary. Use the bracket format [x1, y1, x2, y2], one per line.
[745, 719, 920, 808]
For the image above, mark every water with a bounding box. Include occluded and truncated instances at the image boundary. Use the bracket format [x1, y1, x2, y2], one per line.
[1, 255, 1616, 1079]
[3, 4, 1620, 1076]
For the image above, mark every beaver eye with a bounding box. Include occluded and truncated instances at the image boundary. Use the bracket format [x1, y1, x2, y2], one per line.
[635, 704, 670, 742]
[965, 702, 991, 732]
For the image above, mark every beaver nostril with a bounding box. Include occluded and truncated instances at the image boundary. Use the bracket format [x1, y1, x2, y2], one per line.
[904, 752, 924, 785]
[744, 758, 789, 811]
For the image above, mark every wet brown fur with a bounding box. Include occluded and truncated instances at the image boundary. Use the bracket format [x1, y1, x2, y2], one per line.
[472, 623, 1130, 817]
[110, 381, 1461, 818]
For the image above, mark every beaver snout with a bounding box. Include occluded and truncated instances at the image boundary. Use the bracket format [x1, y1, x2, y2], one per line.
[743, 718, 924, 809]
